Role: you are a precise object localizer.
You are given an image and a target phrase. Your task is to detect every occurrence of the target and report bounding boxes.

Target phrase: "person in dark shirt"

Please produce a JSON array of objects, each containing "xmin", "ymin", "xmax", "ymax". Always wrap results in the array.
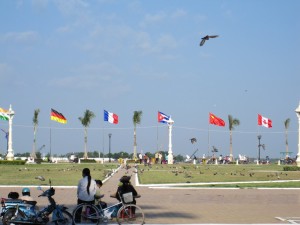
[{"xmin": 115, "ymin": 176, "xmax": 138, "ymax": 204}]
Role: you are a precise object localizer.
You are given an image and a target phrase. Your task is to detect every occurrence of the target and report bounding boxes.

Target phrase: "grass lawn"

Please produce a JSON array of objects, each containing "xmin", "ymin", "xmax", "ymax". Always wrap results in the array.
[
  {"xmin": 0, "ymin": 162, "xmax": 299, "ymax": 188},
  {"xmin": 136, "ymin": 163, "xmax": 300, "ymax": 188},
  {"xmin": 0, "ymin": 163, "xmax": 119, "ymax": 186}
]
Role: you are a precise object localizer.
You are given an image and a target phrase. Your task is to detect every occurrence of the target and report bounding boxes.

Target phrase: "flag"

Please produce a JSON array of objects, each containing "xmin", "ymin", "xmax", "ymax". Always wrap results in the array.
[
  {"xmin": 258, "ymin": 114, "xmax": 272, "ymax": 128},
  {"xmin": 0, "ymin": 108, "xmax": 9, "ymax": 121},
  {"xmin": 158, "ymin": 111, "xmax": 171, "ymax": 123},
  {"xmin": 50, "ymin": 108, "xmax": 67, "ymax": 124},
  {"xmin": 104, "ymin": 110, "xmax": 118, "ymax": 124},
  {"xmin": 209, "ymin": 113, "xmax": 225, "ymax": 126}
]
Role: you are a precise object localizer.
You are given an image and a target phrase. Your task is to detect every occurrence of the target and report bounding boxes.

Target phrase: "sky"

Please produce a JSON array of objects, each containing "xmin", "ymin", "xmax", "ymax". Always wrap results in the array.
[{"xmin": 0, "ymin": 0, "xmax": 300, "ymax": 160}]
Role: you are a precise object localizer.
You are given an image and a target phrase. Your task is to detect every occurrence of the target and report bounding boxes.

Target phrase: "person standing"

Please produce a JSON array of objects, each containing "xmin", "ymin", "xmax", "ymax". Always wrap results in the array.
[{"xmin": 77, "ymin": 168, "xmax": 97, "ymax": 205}]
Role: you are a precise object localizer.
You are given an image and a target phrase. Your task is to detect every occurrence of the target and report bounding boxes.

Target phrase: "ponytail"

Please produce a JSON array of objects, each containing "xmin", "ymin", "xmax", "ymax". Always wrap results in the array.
[
  {"xmin": 82, "ymin": 168, "xmax": 92, "ymax": 195},
  {"xmin": 87, "ymin": 175, "xmax": 91, "ymax": 195}
]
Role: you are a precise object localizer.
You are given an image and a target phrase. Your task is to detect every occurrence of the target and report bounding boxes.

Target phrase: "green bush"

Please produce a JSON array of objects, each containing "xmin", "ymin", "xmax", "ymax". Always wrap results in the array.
[
  {"xmin": 0, "ymin": 160, "xmax": 26, "ymax": 165},
  {"xmin": 283, "ymin": 166, "xmax": 300, "ymax": 171},
  {"xmin": 80, "ymin": 159, "xmax": 96, "ymax": 163}
]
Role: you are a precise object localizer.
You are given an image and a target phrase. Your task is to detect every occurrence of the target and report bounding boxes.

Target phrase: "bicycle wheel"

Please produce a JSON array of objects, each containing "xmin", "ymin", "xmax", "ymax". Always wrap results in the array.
[
  {"xmin": 116, "ymin": 204, "xmax": 145, "ymax": 225},
  {"xmin": 72, "ymin": 203, "xmax": 100, "ymax": 225},
  {"xmin": 54, "ymin": 210, "xmax": 73, "ymax": 225}
]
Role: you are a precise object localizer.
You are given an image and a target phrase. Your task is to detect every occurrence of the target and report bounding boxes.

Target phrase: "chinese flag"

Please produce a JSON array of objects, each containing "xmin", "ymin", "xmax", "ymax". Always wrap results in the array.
[{"xmin": 209, "ymin": 113, "xmax": 225, "ymax": 126}]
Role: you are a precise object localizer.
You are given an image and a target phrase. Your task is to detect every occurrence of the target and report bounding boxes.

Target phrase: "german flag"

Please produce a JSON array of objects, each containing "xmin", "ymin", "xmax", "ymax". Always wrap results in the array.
[{"xmin": 51, "ymin": 108, "xmax": 67, "ymax": 124}]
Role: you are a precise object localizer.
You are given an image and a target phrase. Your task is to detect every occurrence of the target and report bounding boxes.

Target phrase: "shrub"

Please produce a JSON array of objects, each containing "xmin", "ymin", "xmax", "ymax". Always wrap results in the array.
[
  {"xmin": 0, "ymin": 160, "xmax": 26, "ymax": 165},
  {"xmin": 283, "ymin": 166, "xmax": 300, "ymax": 171},
  {"xmin": 80, "ymin": 159, "xmax": 96, "ymax": 163}
]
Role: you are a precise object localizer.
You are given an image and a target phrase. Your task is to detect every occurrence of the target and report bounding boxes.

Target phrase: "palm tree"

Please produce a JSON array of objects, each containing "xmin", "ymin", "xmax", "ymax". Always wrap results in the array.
[
  {"xmin": 228, "ymin": 115, "xmax": 240, "ymax": 161},
  {"xmin": 284, "ymin": 118, "xmax": 291, "ymax": 159},
  {"xmin": 78, "ymin": 109, "xmax": 95, "ymax": 159},
  {"xmin": 31, "ymin": 109, "xmax": 40, "ymax": 159},
  {"xmin": 133, "ymin": 110, "xmax": 142, "ymax": 160}
]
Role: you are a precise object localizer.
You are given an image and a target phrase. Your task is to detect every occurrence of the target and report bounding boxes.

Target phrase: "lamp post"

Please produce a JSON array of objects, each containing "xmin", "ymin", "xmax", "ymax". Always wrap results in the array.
[
  {"xmin": 0, "ymin": 129, "xmax": 8, "ymax": 151},
  {"xmin": 167, "ymin": 118, "xmax": 174, "ymax": 164},
  {"xmin": 108, "ymin": 133, "xmax": 112, "ymax": 163},
  {"xmin": 257, "ymin": 135, "xmax": 265, "ymax": 164},
  {"xmin": 6, "ymin": 105, "xmax": 15, "ymax": 161},
  {"xmin": 295, "ymin": 102, "xmax": 300, "ymax": 167}
]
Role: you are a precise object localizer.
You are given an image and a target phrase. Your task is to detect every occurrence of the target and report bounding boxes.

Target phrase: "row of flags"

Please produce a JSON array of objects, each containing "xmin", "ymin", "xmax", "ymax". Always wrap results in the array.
[
  {"xmin": 1, "ymin": 107, "xmax": 273, "ymax": 128},
  {"xmin": 208, "ymin": 113, "xmax": 272, "ymax": 128}
]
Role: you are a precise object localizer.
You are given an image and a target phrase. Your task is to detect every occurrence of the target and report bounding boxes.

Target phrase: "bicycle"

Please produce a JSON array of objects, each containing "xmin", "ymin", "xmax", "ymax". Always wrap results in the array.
[{"xmin": 72, "ymin": 192, "xmax": 145, "ymax": 225}]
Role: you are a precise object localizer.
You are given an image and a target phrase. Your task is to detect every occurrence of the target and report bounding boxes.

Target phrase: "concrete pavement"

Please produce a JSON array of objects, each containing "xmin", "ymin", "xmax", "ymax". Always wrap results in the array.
[{"xmin": 0, "ymin": 165, "xmax": 300, "ymax": 224}]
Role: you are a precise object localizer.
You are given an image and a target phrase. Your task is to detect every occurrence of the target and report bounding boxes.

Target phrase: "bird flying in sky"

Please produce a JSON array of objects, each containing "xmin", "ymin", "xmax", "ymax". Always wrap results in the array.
[
  {"xmin": 190, "ymin": 138, "xmax": 197, "ymax": 144},
  {"xmin": 200, "ymin": 35, "xmax": 219, "ymax": 46}
]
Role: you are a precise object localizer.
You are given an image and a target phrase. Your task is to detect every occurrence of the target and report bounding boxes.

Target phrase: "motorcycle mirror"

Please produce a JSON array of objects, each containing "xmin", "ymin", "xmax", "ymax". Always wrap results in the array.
[{"xmin": 37, "ymin": 186, "xmax": 42, "ymax": 191}]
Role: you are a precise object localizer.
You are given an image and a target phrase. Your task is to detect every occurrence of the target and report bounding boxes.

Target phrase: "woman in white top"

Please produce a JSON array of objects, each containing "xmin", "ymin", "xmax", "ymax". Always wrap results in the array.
[{"xmin": 77, "ymin": 168, "xmax": 97, "ymax": 205}]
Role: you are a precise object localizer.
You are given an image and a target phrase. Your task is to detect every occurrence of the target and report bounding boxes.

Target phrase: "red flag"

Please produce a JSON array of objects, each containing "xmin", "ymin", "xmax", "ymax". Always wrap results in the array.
[
  {"xmin": 209, "ymin": 113, "xmax": 225, "ymax": 126},
  {"xmin": 258, "ymin": 114, "xmax": 272, "ymax": 128}
]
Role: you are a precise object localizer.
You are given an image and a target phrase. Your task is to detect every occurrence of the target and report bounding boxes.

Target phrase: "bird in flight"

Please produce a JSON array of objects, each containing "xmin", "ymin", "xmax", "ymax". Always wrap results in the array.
[
  {"xmin": 190, "ymin": 138, "xmax": 197, "ymax": 144},
  {"xmin": 200, "ymin": 35, "xmax": 219, "ymax": 46}
]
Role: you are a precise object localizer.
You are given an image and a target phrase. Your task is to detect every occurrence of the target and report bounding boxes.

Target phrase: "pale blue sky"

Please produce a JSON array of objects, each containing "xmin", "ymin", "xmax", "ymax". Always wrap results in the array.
[{"xmin": 0, "ymin": 0, "xmax": 299, "ymax": 159}]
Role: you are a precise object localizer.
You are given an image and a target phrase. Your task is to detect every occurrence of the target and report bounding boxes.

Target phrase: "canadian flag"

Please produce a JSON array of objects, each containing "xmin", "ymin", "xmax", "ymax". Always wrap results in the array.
[{"xmin": 258, "ymin": 114, "xmax": 272, "ymax": 128}]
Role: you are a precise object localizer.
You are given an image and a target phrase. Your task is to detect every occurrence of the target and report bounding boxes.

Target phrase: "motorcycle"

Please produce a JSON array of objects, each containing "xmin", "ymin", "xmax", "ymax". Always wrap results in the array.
[
  {"xmin": 1, "ymin": 195, "xmax": 24, "ymax": 219},
  {"xmin": 2, "ymin": 180, "xmax": 73, "ymax": 225}
]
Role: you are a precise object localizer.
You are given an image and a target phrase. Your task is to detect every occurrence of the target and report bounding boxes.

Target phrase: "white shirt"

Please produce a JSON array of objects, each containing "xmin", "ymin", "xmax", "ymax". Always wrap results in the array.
[{"xmin": 77, "ymin": 176, "xmax": 97, "ymax": 201}]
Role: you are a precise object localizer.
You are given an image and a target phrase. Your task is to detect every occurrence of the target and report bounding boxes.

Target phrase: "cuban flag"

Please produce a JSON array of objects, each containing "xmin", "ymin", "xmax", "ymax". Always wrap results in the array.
[
  {"xmin": 158, "ymin": 111, "xmax": 170, "ymax": 123},
  {"xmin": 104, "ymin": 110, "xmax": 119, "ymax": 124}
]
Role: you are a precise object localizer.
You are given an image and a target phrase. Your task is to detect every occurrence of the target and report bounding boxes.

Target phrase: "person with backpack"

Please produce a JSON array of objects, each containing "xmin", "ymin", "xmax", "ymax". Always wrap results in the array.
[{"xmin": 115, "ymin": 176, "xmax": 138, "ymax": 204}]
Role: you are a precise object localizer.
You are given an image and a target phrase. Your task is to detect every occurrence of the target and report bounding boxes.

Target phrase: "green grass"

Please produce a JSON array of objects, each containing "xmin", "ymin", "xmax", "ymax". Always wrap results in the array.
[
  {"xmin": 0, "ymin": 163, "xmax": 119, "ymax": 186},
  {"xmin": 0, "ymin": 163, "xmax": 300, "ymax": 188},
  {"xmin": 136, "ymin": 163, "xmax": 300, "ymax": 188}
]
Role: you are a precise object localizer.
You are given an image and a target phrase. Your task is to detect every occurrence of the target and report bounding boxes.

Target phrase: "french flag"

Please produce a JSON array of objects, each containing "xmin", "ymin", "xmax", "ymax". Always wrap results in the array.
[
  {"xmin": 158, "ymin": 111, "xmax": 170, "ymax": 123},
  {"xmin": 104, "ymin": 110, "xmax": 119, "ymax": 124}
]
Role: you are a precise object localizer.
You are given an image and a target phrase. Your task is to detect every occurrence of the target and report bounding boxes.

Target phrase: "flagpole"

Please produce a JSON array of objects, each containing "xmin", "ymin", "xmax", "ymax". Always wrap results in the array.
[
  {"xmin": 49, "ymin": 109, "xmax": 52, "ymax": 162},
  {"xmin": 49, "ymin": 122, "xmax": 52, "ymax": 161},
  {"xmin": 208, "ymin": 113, "xmax": 210, "ymax": 159},
  {"xmin": 157, "ymin": 111, "xmax": 159, "ymax": 152},
  {"xmin": 102, "ymin": 109, "xmax": 105, "ymax": 164}
]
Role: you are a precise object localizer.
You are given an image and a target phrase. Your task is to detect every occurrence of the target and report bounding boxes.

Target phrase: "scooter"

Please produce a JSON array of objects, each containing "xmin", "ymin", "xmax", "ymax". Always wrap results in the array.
[{"xmin": 2, "ymin": 180, "xmax": 73, "ymax": 225}]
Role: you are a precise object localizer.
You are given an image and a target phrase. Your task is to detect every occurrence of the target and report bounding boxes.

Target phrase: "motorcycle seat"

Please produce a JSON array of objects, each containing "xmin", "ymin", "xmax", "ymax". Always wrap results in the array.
[
  {"xmin": 23, "ymin": 200, "xmax": 37, "ymax": 206},
  {"xmin": 2, "ymin": 198, "xmax": 23, "ymax": 204}
]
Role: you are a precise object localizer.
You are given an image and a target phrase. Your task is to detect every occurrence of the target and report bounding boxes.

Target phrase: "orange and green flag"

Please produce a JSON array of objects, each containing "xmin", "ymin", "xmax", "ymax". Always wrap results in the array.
[{"xmin": 0, "ymin": 107, "xmax": 9, "ymax": 121}]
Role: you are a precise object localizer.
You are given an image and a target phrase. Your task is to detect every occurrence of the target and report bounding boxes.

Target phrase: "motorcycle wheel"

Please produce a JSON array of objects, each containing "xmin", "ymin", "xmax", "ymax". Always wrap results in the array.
[
  {"xmin": 2, "ymin": 208, "xmax": 16, "ymax": 225},
  {"xmin": 54, "ymin": 211, "xmax": 73, "ymax": 225}
]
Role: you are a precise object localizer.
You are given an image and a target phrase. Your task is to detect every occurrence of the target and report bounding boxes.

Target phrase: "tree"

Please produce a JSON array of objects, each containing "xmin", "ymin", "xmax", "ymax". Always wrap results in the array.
[
  {"xmin": 132, "ymin": 110, "xmax": 142, "ymax": 159},
  {"xmin": 32, "ymin": 109, "xmax": 40, "ymax": 159},
  {"xmin": 284, "ymin": 118, "xmax": 291, "ymax": 159},
  {"xmin": 78, "ymin": 109, "xmax": 95, "ymax": 159},
  {"xmin": 228, "ymin": 115, "xmax": 240, "ymax": 161}
]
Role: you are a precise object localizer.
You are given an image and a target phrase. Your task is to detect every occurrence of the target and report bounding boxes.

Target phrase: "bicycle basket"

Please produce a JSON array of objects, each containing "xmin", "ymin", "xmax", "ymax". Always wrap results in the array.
[{"xmin": 122, "ymin": 192, "xmax": 133, "ymax": 203}]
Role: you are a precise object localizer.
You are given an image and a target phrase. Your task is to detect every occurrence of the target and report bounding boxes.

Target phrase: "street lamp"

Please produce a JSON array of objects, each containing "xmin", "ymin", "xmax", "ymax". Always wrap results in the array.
[
  {"xmin": 295, "ymin": 102, "xmax": 300, "ymax": 167},
  {"xmin": 257, "ymin": 135, "xmax": 265, "ymax": 164},
  {"xmin": 108, "ymin": 133, "xmax": 112, "ymax": 163},
  {"xmin": 1, "ymin": 129, "xmax": 8, "ymax": 151}
]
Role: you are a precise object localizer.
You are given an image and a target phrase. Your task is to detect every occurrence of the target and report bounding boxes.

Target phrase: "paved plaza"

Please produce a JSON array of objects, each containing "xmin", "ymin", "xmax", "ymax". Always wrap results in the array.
[{"xmin": 1, "ymin": 166, "xmax": 300, "ymax": 224}]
